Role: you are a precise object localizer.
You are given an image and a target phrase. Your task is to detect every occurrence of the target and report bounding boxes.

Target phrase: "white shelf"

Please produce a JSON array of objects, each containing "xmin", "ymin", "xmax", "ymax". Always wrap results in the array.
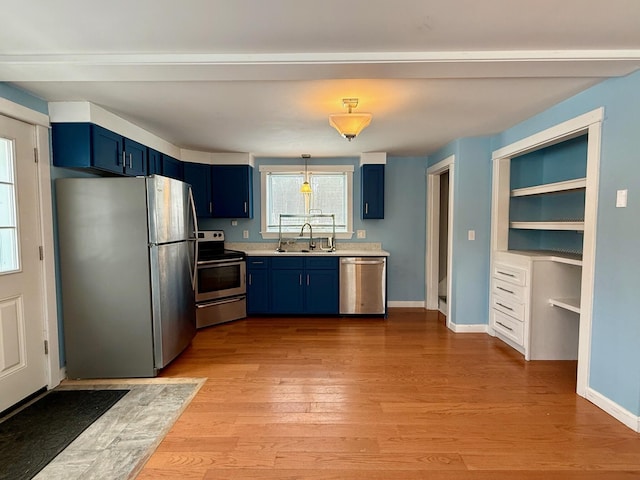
[
  {"xmin": 549, "ymin": 297, "xmax": 581, "ymax": 314},
  {"xmin": 511, "ymin": 178, "xmax": 586, "ymax": 197},
  {"xmin": 505, "ymin": 250, "xmax": 583, "ymax": 266},
  {"xmin": 510, "ymin": 221, "xmax": 584, "ymax": 231}
]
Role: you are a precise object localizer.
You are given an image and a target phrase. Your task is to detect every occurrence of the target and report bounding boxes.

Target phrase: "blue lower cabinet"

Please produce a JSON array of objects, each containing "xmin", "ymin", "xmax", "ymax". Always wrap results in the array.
[
  {"xmin": 268, "ymin": 256, "xmax": 339, "ymax": 315},
  {"xmin": 270, "ymin": 269, "xmax": 305, "ymax": 313},
  {"xmin": 247, "ymin": 257, "xmax": 270, "ymax": 315}
]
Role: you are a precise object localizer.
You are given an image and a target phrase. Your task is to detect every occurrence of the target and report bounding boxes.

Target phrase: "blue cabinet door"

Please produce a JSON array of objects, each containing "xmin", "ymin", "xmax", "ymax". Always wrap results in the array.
[
  {"xmin": 123, "ymin": 138, "xmax": 147, "ymax": 176},
  {"xmin": 211, "ymin": 165, "xmax": 253, "ymax": 218},
  {"xmin": 362, "ymin": 164, "xmax": 385, "ymax": 219},
  {"xmin": 247, "ymin": 268, "xmax": 270, "ymax": 314},
  {"xmin": 305, "ymin": 269, "xmax": 339, "ymax": 314},
  {"xmin": 147, "ymin": 148, "xmax": 163, "ymax": 175},
  {"xmin": 162, "ymin": 154, "xmax": 184, "ymax": 181},
  {"xmin": 183, "ymin": 162, "xmax": 212, "ymax": 218},
  {"xmin": 270, "ymin": 269, "xmax": 304, "ymax": 313},
  {"xmin": 91, "ymin": 124, "xmax": 123, "ymax": 174}
]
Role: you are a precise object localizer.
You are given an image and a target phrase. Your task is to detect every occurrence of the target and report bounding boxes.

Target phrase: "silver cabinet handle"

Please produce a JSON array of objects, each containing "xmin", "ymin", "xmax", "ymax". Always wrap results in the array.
[
  {"xmin": 307, "ymin": 274, "xmax": 310, "ymax": 286},
  {"xmin": 244, "ymin": 201, "xmax": 247, "ymax": 213},
  {"xmin": 299, "ymin": 274, "xmax": 302, "ymax": 285},
  {"xmin": 496, "ymin": 321, "xmax": 513, "ymax": 332},
  {"xmin": 497, "ymin": 286, "xmax": 514, "ymax": 294},
  {"xmin": 248, "ymin": 273, "xmax": 252, "ymax": 286},
  {"xmin": 497, "ymin": 270, "xmax": 516, "ymax": 278},
  {"xmin": 496, "ymin": 302, "xmax": 514, "ymax": 311},
  {"xmin": 121, "ymin": 150, "xmax": 126, "ymax": 166},
  {"xmin": 129, "ymin": 153, "xmax": 133, "ymax": 169},
  {"xmin": 365, "ymin": 203, "xmax": 369, "ymax": 215}
]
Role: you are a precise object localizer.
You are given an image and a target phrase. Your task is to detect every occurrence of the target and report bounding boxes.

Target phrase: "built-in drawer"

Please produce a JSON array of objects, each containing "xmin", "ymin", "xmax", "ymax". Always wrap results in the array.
[
  {"xmin": 492, "ymin": 278, "xmax": 525, "ymax": 303},
  {"xmin": 493, "ymin": 263, "xmax": 527, "ymax": 286},
  {"xmin": 491, "ymin": 294, "xmax": 525, "ymax": 322},
  {"xmin": 491, "ymin": 309, "xmax": 524, "ymax": 346},
  {"xmin": 247, "ymin": 257, "xmax": 269, "ymax": 269}
]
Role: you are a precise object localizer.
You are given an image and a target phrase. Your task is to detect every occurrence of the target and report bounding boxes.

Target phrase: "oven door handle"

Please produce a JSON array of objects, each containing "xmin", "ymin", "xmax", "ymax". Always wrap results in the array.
[
  {"xmin": 197, "ymin": 297, "xmax": 245, "ymax": 308},
  {"xmin": 197, "ymin": 259, "xmax": 244, "ymax": 267},
  {"xmin": 188, "ymin": 187, "xmax": 198, "ymax": 290}
]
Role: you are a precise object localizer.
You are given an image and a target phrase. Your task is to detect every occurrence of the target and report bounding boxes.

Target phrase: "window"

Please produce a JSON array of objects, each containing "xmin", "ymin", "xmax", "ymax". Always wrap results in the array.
[
  {"xmin": 260, "ymin": 165, "xmax": 354, "ymax": 239},
  {"xmin": 0, "ymin": 137, "xmax": 19, "ymax": 273}
]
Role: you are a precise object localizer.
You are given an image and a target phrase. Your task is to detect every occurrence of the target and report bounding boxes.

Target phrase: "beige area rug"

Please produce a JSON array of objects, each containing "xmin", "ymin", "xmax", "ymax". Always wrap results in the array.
[{"xmin": 32, "ymin": 377, "xmax": 205, "ymax": 480}]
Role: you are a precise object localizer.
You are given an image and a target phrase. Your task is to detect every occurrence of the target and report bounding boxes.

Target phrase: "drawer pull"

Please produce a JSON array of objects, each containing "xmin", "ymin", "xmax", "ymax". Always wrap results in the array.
[
  {"xmin": 252, "ymin": 261, "xmax": 264, "ymax": 265},
  {"xmin": 497, "ymin": 270, "xmax": 516, "ymax": 277},
  {"xmin": 497, "ymin": 286, "xmax": 515, "ymax": 294},
  {"xmin": 496, "ymin": 321, "xmax": 514, "ymax": 332},
  {"xmin": 496, "ymin": 302, "xmax": 514, "ymax": 311}
]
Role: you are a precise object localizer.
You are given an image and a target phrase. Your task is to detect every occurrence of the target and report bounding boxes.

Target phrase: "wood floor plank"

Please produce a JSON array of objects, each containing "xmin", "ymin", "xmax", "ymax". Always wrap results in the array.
[{"xmin": 136, "ymin": 309, "xmax": 640, "ymax": 479}]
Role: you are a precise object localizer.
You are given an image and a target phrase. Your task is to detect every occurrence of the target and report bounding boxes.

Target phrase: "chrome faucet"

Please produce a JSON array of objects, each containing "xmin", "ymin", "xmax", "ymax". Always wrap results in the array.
[{"xmin": 299, "ymin": 222, "xmax": 316, "ymax": 250}]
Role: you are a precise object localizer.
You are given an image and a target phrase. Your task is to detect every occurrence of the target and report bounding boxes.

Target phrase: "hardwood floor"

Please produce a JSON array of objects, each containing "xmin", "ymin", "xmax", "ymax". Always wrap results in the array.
[{"xmin": 137, "ymin": 309, "xmax": 640, "ymax": 479}]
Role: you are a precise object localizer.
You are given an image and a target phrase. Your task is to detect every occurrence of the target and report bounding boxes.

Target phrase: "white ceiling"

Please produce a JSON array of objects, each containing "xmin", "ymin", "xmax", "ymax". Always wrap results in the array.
[{"xmin": 2, "ymin": 0, "xmax": 640, "ymax": 157}]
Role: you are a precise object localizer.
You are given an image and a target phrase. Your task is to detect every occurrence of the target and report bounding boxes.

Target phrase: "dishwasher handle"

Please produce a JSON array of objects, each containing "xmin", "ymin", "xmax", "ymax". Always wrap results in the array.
[{"xmin": 340, "ymin": 258, "xmax": 385, "ymax": 265}]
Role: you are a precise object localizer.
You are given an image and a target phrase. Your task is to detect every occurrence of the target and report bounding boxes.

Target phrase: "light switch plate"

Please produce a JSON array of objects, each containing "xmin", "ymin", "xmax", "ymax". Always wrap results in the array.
[
  {"xmin": 231, "ymin": 220, "xmax": 238, "ymax": 226},
  {"xmin": 616, "ymin": 189, "xmax": 628, "ymax": 208},
  {"xmin": 357, "ymin": 230, "xmax": 366, "ymax": 239},
  {"xmin": 468, "ymin": 230, "xmax": 475, "ymax": 241}
]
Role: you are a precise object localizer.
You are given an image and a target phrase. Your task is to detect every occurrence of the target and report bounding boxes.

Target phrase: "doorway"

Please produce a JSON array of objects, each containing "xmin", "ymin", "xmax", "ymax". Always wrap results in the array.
[{"xmin": 426, "ymin": 155, "xmax": 454, "ymax": 329}]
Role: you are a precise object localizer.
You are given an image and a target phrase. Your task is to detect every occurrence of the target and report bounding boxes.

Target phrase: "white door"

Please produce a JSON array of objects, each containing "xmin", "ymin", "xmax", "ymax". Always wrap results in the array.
[{"xmin": 0, "ymin": 114, "xmax": 47, "ymax": 412}]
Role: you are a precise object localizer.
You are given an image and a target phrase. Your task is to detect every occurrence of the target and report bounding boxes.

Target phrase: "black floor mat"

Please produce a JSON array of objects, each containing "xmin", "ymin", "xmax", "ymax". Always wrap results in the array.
[{"xmin": 0, "ymin": 389, "xmax": 129, "ymax": 480}]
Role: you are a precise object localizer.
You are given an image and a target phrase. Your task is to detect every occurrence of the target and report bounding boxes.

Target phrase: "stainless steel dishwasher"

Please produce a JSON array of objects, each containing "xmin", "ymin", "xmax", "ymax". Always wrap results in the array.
[{"xmin": 339, "ymin": 257, "xmax": 386, "ymax": 314}]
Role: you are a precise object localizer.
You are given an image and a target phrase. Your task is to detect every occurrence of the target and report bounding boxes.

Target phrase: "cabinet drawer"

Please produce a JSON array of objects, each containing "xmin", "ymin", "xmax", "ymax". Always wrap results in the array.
[
  {"xmin": 247, "ymin": 257, "xmax": 269, "ymax": 269},
  {"xmin": 493, "ymin": 263, "xmax": 527, "ymax": 286},
  {"xmin": 492, "ymin": 278, "xmax": 525, "ymax": 302},
  {"xmin": 491, "ymin": 294, "xmax": 525, "ymax": 322},
  {"xmin": 270, "ymin": 256, "xmax": 304, "ymax": 269},
  {"xmin": 492, "ymin": 309, "xmax": 524, "ymax": 346},
  {"xmin": 305, "ymin": 256, "xmax": 338, "ymax": 270}
]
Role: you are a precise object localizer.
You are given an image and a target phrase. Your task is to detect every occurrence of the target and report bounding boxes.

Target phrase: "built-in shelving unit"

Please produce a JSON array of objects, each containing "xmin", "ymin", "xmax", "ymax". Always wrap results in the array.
[
  {"xmin": 510, "ymin": 177, "xmax": 586, "ymax": 197},
  {"xmin": 549, "ymin": 297, "xmax": 581, "ymax": 314},
  {"xmin": 509, "ymin": 221, "xmax": 585, "ymax": 231}
]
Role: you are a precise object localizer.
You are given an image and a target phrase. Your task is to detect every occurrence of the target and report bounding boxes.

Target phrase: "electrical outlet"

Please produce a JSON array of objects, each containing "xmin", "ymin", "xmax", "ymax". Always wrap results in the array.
[
  {"xmin": 616, "ymin": 189, "xmax": 628, "ymax": 208},
  {"xmin": 243, "ymin": 230, "xmax": 249, "ymax": 239},
  {"xmin": 357, "ymin": 230, "xmax": 366, "ymax": 239},
  {"xmin": 231, "ymin": 220, "xmax": 238, "ymax": 226},
  {"xmin": 468, "ymin": 230, "xmax": 475, "ymax": 241}
]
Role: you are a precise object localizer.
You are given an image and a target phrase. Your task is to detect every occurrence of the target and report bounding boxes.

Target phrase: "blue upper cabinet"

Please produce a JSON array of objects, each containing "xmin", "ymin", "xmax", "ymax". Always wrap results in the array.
[
  {"xmin": 183, "ymin": 162, "xmax": 212, "ymax": 218},
  {"xmin": 123, "ymin": 138, "xmax": 147, "ymax": 176},
  {"xmin": 52, "ymin": 123, "xmax": 146, "ymax": 176},
  {"xmin": 147, "ymin": 148, "xmax": 163, "ymax": 175},
  {"xmin": 162, "ymin": 154, "xmax": 184, "ymax": 181},
  {"xmin": 211, "ymin": 165, "xmax": 254, "ymax": 218},
  {"xmin": 361, "ymin": 164, "xmax": 385, "ymax": 219}
]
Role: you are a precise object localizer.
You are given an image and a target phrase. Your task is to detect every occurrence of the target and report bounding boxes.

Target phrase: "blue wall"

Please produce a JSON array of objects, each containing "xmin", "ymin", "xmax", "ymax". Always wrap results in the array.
[
  {"xmin": 491, "ymin": 70, "xmax": 640, "ymax": 415},
  {"xmin": 428, "ymin": 137, "xmax": 493, "ymax": 326},
  {"xmin": 201, "ymin": 155, "xmax": 428, "ymax": 303},
  {"xmin": 0, "ymin": 83, "xmax": 48, "ymax": 114}
]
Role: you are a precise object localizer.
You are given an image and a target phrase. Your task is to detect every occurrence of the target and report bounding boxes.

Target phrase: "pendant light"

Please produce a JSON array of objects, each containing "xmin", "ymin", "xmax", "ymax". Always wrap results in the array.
[{"xmin": 300, "ymin": 154, "xmax": 312, "ymax": 193}]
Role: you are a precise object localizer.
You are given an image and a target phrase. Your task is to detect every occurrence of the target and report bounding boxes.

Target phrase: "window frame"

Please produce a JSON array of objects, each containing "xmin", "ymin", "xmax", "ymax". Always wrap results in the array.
[
  {"xmin": 0, "ymin": 136, "xmax": 20, "ymax": 275},
  {"xmin": 259, "ymin": 164, "xmax": 354, "ymax": 240}
]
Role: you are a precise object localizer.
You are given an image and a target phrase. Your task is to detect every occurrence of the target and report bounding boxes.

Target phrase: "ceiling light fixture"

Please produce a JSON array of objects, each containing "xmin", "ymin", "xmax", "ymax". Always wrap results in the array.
[
  {"xmin": 329, "ymin": 98, "xmax": 372, "ymax": 141},
  {"xmin": 300, "ymin": 154, "xmax": 312, "ymax": 194}
]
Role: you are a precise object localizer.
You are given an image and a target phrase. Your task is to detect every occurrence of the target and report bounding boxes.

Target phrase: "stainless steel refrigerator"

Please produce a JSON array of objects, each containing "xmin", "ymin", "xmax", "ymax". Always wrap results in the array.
[{"xmin": 56, "ymin": 175, "xmax": 198, "ymax": 378}]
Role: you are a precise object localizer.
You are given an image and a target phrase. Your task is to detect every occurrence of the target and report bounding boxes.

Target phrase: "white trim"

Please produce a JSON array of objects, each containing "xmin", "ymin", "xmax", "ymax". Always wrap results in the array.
[
  {"xmin": 259, "ymin": 164, "xmax": 354, "ymax": 173},
  {"xmin": 425, "ymin": 155, "xmax": 454, "ymax": 329},
  {"xmin": 492, "ymin": 108, "xmax": 604, "ymax": 159},
  {"xmin": 449, "ymin": 323, "xmax": 489, "ymax": 334},
  {"xmin": 49, "ymin": 101, "xmax": 182, "ymax": 158},
  {"xmin": 259, "ymin": 165, "xmax": 354, "ymax": 240},
  {"xmin": 180, "ymin": 150, "xmax": 255, "ymax": 166},
  {"xmin": 586, "ymin": 387, "xmax": 640, "ymax": 432},
  {"xmin": 388, "ymin": 301, "xmax": 425, "ymax": 308},
  {"xmin": 35, "ymin": 125, "xmax": 62, "ymax": 388},
  {"xmin": 360, "ymin": 152, "xmax": 387, "ymax": 166},
  {"xmin": 0, "ymin": 97, "xmax": 49, "ymax": 127},
  {"xmin": 490, "ymin": 108, "xmax": 603, "ymax": 401}
]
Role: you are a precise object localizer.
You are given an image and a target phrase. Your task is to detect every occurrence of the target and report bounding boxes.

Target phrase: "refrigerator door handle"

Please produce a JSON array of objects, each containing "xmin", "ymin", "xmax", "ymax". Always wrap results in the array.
[{"xmin": 188, "ymin": 187, "xmax": 199, "ymax": 290}]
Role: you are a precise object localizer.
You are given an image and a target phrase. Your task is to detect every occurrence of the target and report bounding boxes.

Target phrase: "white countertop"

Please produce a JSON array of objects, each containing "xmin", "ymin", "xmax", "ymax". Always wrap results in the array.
[
  {"xmin": 227, "ymin": 242, "xmax": 389, "ymax": 257},
  {"xmin": 243, "ymin": 249, "xmax": 390, "ymax": 257}
]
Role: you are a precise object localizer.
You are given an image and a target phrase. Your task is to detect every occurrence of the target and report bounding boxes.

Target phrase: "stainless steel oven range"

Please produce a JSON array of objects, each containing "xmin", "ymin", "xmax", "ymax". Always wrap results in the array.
[{"xmin": 195, "ymin": 230, "xmax": 246, "ymax": 328}]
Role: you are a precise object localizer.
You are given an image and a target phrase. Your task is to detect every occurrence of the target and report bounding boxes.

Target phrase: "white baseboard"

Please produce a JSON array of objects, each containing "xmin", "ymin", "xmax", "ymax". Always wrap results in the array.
[
  {"xmin": 449, "ymin": 323, "xmax": 489, "ymax": 333},
  {"xmin": 388, "ymin": 301, "xmax": 425, "ymax": 308},
  {"xmin": 586, "ymin": 387, "xmax": 640, "ymax": 432}
]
